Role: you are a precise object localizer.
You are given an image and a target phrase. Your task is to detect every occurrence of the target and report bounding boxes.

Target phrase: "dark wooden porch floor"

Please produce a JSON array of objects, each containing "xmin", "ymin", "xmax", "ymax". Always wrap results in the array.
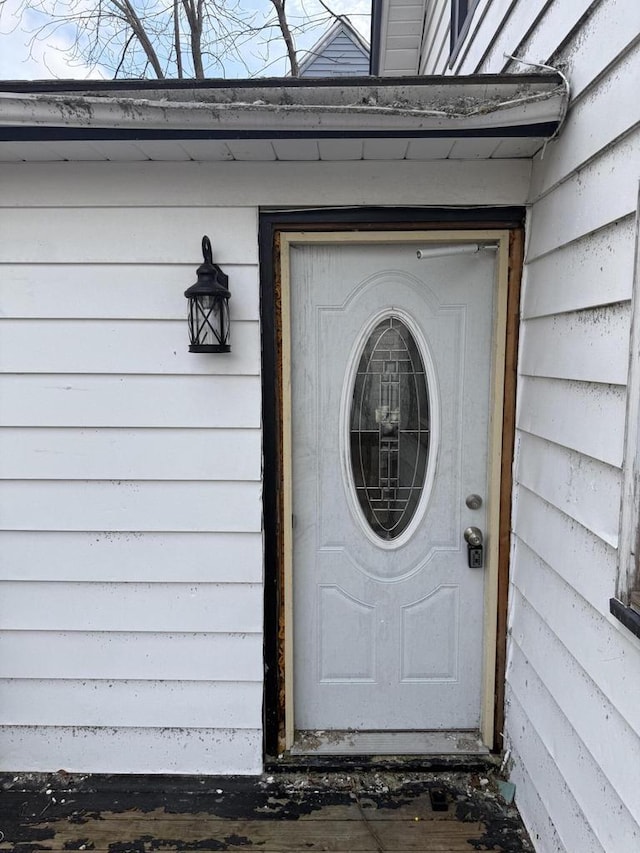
[{"xmin": 1, "ymin": 769, "xmax": 533, "ymax": 852}]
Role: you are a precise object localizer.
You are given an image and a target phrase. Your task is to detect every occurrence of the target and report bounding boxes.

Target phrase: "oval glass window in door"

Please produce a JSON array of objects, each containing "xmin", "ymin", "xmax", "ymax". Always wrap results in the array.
[{"xmin": 349, "ymin": 315, "xmax": 430, "ymax": 541}]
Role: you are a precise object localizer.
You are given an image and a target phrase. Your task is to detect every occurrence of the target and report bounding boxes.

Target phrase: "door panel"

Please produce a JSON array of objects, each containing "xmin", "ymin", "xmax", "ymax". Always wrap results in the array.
[{"xmin": 290, "ymin": 241, "xmax": 496, "ymax": 738}]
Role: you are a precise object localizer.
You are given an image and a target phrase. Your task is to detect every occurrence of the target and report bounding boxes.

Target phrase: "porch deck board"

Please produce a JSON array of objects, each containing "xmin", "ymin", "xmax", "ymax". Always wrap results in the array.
[
  {"xmin": 0, "ymin": 772, "xmax": 533, "ymax": 853},
  {"xmin": 7, "ymin": 813, "xmax": 485, "ymax": 851}
]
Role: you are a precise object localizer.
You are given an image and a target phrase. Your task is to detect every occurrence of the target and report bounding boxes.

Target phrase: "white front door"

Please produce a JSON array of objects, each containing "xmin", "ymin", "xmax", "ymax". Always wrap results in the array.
[{"xmin": 285, "ymin": 233, "xmax": 504, "ymax": 753}]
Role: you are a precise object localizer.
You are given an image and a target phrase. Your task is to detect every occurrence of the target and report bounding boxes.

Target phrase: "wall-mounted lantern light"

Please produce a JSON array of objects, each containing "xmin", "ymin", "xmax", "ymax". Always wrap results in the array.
[{"xmin": 185, "ymin": 236, "xmax": 231, "ymax": 353}]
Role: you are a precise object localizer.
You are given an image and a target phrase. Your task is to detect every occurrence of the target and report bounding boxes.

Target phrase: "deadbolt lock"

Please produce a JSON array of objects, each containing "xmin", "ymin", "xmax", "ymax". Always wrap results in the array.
[{"xmin": 465, "ymin": 493, "xmax": 483, "ymax": 510}]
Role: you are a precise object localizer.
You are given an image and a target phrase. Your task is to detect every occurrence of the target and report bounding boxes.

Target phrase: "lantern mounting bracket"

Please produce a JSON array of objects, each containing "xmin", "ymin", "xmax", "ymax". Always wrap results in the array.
[{"xmin": 202, "ymin": 235, "xmax": 213, "ymax": 265}]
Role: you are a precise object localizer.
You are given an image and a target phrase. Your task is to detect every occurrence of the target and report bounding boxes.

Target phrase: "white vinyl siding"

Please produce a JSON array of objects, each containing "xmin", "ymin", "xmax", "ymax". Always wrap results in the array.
[
  {"xmin": 0, "ymin": 161, "xmax": 532, "ymax": 207},
  {"xmin": 0, "ymin": 202, "xmax": 264, "ymax": 774},
  {"xmin": 421, "ymin": 0, "xmax": 640, "ymax": 848},
  {"xmin": 378, "ymin": 0, "xmax": 426, "ymax": 74},
  {"xmin": 0, "ymin": 156, "xmax": 529, "ymax": 775},
  {"xmin": 420, "ymin": 0, "xmax": 450, "ymax": 74}
]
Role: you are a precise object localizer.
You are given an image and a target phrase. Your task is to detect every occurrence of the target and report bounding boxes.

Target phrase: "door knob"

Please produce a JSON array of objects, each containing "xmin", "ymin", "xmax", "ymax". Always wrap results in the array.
[
  {"xmin": 464, "ymin": 527, "xmax": 483, "ymax": 547},
  {"xmin": 464, "ymin": 527, "xmax": 484, "ymax": 568}
]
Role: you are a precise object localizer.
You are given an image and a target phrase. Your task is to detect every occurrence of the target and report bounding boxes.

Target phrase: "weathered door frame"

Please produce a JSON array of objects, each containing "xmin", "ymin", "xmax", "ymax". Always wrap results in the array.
[{"xmin": 259, "ymin": 207, "xmax": 524, "ymax": 761}]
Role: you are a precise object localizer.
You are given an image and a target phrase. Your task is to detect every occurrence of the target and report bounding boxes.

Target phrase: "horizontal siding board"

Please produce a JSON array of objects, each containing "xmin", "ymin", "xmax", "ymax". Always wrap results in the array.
[
  {"xmin": 0, "ymin": 428, "xmax": 261, "ymax": 481},
  {"xmin": 513, "ymin": 486, "xmax": 618, "ymax": 612},
  {"xmin": 324, "ymin": 40, "xmax": 365, "ymax": 54},
  {"xmin": 508, "ymin": 755, "xmax": 568, "ymax": 853},
  {"xmin": 0, "ymin": 680, "xmax": 262, "ymax": 728},
  {"xmin": 0, "ymin": 481, "xmax": 262, "ymax": 532},
  {"xmin": 516, "ymin": 377, "xmax": 626, "ymax": 468},
  {"xmin": 526, "ymin": 128, "xmax": 640, "ymax": 257},
  {"xmin": 469, "ymin": 0, "xmax": 599, "ymax": 75},
  {"xmin": 386, "ymin": 35, "xmax": 422, "ymax": 51},
  {"xmin": 420, "ymin": 0, "xmax": 448, "ymax": 74},
  {"xmin": 383, "ymin": 48, "xmax": 420, "ymax": 71},
  {"xmin": 521, "ymin": 0, "xmax": 640, "ymax": 101},
  {"xmin": 506, "ymin": 688, "xmax": 606, "ymax": 853},
  {"xmin": 0, "ymin": 581, "xmax": 262, "ymax": 632},
  {"xmin": 0, "ymin": 264, "xmax": 259, "ymax": 320},
  {"xmin": 529, "ymin": 43, "xmax": 640, "ymax": 199},
  {"xmin": 388, "ymin": 20, "xmax": 424, "ymax": 37},
  {"xmin": 511, "ymin": 542, "xmax": 640, "ymax": 735},
  {"xmin": 0, "ymin": 726, "xmax": 262, "ymax": 774},
  {"xmin": 423, "ymin": 12, "xmax": 450, "ymax": 77},
  {"xmin": 302, "ymin": 33, "xmax": 369, "ymax": 77},
  {"xmin": 521, "ymin": 217, "xmax": 636, "ymax": 318},
  {"xmin": 0, "ymin": 631, "xmax": 263, "ymax": 680},
  {"xmin": 301, "ymin": 60, "xmax": 370, "ymax": 77},
  {"xmin": 421, "ymin": 0, "xmax": 444, "ymax": 39},
  {"xmin": 387, "ymin": 4, "xmax": 424, "ymax": 23},
  {"xmin": 519, "ymin": 303, "xmax": 630, "ymax": 385},
  {"xmin": 0, "ymin": 161, "xmax": 533, "ymax": 207},
  {"xmin": 452, "ymin": 0, "xmax": 517, "ymax": 74},
  {"xmin": 516, "ymin": 431, "xmax": 622, "ymax": 546},
  {"xmin": 0, "ymin": 375, "xmax": 261, "ymax": 427},
  {"xmin": 419, "ymin": 0, "xmax": 444, "ymax": 74},
  {"xmin": 509, "ymin": 594, "xmax": 640, "ymax": 824},
  {"xmin": 0, "ymin": 320, "xmax": 260, "ymax": 376},
  {"xmin": 0, "ymin": 530, "xmax": 263, "ymax": 582},
  {"xmin": 319, "ymin": 42, "xmax": 363, "ymax": 57},
  {"xmin": 0, "ymin": 208, "xmax": 258, "ymax": 264},
  {"xmin": 508, "ymin": 641, "xmax": 640, "ymax": 849}
]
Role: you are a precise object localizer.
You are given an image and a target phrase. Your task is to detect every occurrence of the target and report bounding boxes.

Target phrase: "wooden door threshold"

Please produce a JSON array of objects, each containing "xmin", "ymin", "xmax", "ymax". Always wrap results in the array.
[{"xmin": 289, "ymin": 730, "xmax": 490, "ymax": 756}]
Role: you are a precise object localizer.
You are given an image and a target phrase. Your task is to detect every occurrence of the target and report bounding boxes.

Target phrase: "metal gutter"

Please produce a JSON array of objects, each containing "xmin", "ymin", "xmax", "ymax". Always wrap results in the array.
[{"xmin": 0, "ymin": 76, "xmax": 567, "ymax": 142}]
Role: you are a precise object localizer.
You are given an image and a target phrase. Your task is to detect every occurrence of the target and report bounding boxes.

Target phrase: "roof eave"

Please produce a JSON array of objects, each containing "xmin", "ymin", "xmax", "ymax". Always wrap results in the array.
[{"xmin": 0, "ymin": 76, "xmax": 567, "ymax": 142}]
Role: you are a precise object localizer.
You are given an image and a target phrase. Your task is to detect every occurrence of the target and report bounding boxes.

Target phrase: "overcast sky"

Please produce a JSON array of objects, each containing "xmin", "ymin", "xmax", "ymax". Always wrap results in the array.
[{"xmin": 0, "ymin": 0, "xmax": 371, "ymax": 80}]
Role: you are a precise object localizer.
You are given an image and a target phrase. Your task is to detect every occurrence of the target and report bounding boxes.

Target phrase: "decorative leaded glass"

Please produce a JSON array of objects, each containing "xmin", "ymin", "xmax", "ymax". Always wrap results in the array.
[{"xmin": 349, "ymin": 316, "xmax": 430, "ymax": 540}]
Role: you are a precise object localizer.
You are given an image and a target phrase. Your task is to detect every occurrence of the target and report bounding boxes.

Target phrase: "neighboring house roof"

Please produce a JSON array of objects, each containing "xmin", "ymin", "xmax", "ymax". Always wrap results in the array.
[
  {"xmin": 298, "ymin": 18, "xmax": 370, "ymax": 77},
  {"xmin": 0, "ymin": 75, "xmax": 567, "ymax": 162}
]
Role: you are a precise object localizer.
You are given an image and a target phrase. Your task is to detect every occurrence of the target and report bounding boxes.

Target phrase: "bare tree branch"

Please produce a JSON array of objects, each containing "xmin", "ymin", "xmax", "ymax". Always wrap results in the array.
[
  {"xmin": 316, "ymin": 0, "xmax": 350, "ymax": 28},
  {"xmin": 0, "ymin": 0, "xmax": 366, "ymax": 80},
  {"xmin": 173, "ymin": 0, "xmax": 183, "ymax": 78},
  {"xmin": 269, "ymin": 0, "xmax": 298, "ymax": 76},
  {"xmin": 109, "ymin": 0, "xmax": 165, "ymax": 77},
  {"xmin": 114, "ymin": 31, "xmax": 135, "ymax": 76}
]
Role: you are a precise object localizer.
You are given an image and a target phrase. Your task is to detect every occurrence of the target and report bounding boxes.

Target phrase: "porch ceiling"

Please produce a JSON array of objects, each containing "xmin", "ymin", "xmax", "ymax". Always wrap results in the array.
[{"xmin": 0, "ymin": 74, "xmax": 566, "ymax": 163}]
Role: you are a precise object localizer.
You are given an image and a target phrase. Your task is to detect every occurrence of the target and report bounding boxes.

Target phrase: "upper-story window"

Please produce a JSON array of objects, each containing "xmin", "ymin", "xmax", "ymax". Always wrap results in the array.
[{"xmin": 450, "ymin": 0, "xmax": 479, "ymax": 61}]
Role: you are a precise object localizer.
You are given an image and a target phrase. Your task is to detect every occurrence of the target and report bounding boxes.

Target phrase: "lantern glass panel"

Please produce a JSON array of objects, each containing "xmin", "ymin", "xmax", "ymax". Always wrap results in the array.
[{"xmin": 188, "ymin": 294, "xmax": 230, "ymax": 351}]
